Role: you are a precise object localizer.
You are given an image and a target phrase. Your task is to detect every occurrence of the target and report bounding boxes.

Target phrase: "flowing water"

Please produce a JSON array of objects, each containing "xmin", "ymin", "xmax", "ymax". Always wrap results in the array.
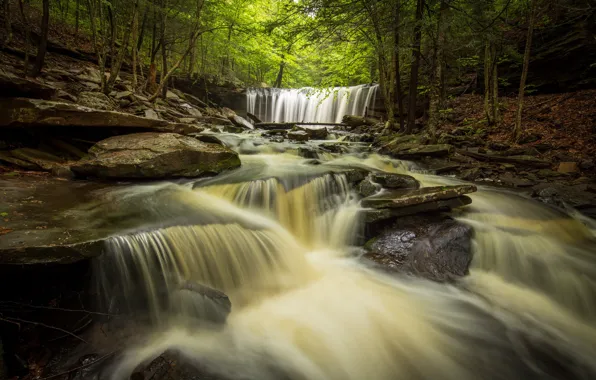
[
  {"xmin": 88, "ymin": 94, "xmax": 596, "ymax": 380},
  {"xmin": 246, "ymin": 85, "xmax": 379, "ymax": 123}
]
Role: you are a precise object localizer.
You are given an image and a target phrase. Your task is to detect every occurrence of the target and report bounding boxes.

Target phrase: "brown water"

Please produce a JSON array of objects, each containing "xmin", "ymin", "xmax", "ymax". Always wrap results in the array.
[{"xmin": 93, "ymin": 140, "xmax": 596, "ymax": 380}]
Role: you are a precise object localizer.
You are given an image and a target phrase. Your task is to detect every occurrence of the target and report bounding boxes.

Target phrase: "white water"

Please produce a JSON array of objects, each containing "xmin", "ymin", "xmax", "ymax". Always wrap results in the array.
[{"xmin": 246, "ymin": 84, "xmax": 379, "ymax": 123}]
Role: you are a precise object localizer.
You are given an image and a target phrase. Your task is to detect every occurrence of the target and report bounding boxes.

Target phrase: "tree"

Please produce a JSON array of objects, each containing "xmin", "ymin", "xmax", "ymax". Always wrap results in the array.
[
  {"xmin": 29, "ymin": 0, "xmax": 50, "ymax": 77},
  {"xmin": 428, "ymin": 0, "xmax": 450, "ymax": 142},
  {"xmin": 407, "ymin": 0, "xmax": 425, "ymax": 133},
  {"xmin": 513, "ymin": 0, "xmax": 537, "ymax": 142}
]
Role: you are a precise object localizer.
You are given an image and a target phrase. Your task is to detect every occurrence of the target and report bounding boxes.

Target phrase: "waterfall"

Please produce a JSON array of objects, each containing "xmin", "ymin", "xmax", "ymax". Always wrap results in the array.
[{"xmin": 246, "ymin": 84, "xmax": 379, "ymax": 123}]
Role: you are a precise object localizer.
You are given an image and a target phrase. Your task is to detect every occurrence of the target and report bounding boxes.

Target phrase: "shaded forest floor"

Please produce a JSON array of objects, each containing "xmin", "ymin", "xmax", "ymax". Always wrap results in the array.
[{"xmin": 439, "ymin": 91, "xmax": 596, "ymax": 164}]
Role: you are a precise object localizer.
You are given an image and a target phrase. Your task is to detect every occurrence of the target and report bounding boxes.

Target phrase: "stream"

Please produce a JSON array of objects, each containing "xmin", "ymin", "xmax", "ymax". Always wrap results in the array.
[{"xmin": 86, "ymin": 130, "xmax": 596, "ymax": 380}]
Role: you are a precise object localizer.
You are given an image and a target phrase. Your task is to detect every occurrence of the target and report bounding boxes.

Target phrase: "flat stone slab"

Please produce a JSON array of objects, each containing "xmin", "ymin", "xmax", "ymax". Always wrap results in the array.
[
  {"xmin": 392, "ymin": 144, "xmax": 454, "ymax": 159},
  {"xmin": 361, "ymin": 185, "xmax": 477, "ymax": 209},
  {"xmin": 364, "ymin": 196, "xmax": 473, "ymax": 223},
  {"xmin": 0, "ymin": 176, "xmax": 116, "ymax": 264},
  {"xmin": 0, "ymin": 97, "xmax": 180, "ymax": 132}
]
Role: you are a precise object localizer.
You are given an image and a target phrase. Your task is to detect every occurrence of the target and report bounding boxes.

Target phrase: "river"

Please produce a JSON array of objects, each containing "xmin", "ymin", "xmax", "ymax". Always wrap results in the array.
[{"xmin": 85, "ymin": 135, "xmax": 596, "ymax": 379}]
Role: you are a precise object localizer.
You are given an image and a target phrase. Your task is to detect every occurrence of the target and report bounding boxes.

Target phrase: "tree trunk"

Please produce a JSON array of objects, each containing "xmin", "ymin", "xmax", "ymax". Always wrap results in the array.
[
  {"xmin": 427, "ymin": 0, "xmax": 448, "ymax": 142},
  {"xmin": 406, "ymin": 0, "xmax": 424, "ymax": 133},
  {"xmin": 104, "ymin": 0, "xmax": 138, "ymax": 94},
  {"xmin": 132, "ymin": 2, "xmax": 139, "ymax": 90},
  {"xmin": 484, "ymin": 41, "xmax": 499, "ymax": 125},
  {"xmin": 137, "ymin": 7, "xmax": 148, "ymax": 52},
  {"xmin": 273, "ymin": 56, "xmax": 285, "ymax": 88},
  {"xmin": 393, "ymin": 0, "xmax": 405, "ymax": 131},
  {"xmin": 4, "ymin": 0, "xmax": 13, "ymax": 44},
  {"xmin": 29, "ymin": 0, "xmax": 50, "ymax": 77},
  {"xmin": 513, "ymin": 0, "xmax": 536, "ymax": 142},
  {"xmin": 75, "ymin": 0, "xmax": 80, "ymax": 38},
  {"xmin": 160, "ymin": 0, "xmax": 168, "ymax": 98},
  {"xmin": 18, "ymin": 0, "xmax": 30, "ymax": 75},
  {"xmin": 147, "ymin": 5, "xmax": 158, "ymax": 92}
]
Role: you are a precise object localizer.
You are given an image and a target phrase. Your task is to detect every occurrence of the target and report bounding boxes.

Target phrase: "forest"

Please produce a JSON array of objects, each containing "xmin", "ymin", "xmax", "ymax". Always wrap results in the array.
[{"xmin": 1, "ymin": 0, "xmax": 596, "ymax": 379}]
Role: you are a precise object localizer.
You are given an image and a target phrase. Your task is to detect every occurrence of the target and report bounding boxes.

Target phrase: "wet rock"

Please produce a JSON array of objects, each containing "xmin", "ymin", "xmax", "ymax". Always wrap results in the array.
[
  {"xmin": 223, "ymin": 124, "xmax": 244, "ymax": 133},
  {"xmin": 519, "ymin": 132, "xmax": 542, "ymax": 144},
  {"xmin": 558, "ymin": 162, "xmax": 579, "ymax": 173},
  {"xmin": 580, "ymin": 160, "xmax": 595, "ymax": 171},
  {"xmin": 343, "ymin": 169, "xmax": 369, "ymax": 184},
  {"xmin": 370, "ymin": 173, "xmax": 420, "ymax": 190},
  {"xmin": 363, "ymin": 196, "xmax": 472, "ymax": 224},
  {"xmin": 263, "ymin": 129, "xmax": 288, "ymax": 137},
  {"xmin": 71, "ymin": 132, "xmax": 241, "ymax": 179},
  {"xmin": 229, "ymin": 115, "xmax": 254, "ymax": 130},
  {"xmin": 297, "ymin": 146, "xmax": 319, "ymax": 159},
  {"xmin": 319, "ymin": 142, "xmax": 346, "ymax": 153},
  {"xmin": 294, "ymin": 126, "xmax": 328, "ymax": 140},
  {"xmin": 364, "ymin": 215, "xmax": 473, "ymax": 282},
  {"xmin": 532, "ymin": 183, "xmax": 596, "ymax": 219},
  {"xmin": 202, "ymin": 116, "xmax": 233, "ymax": 126},
  {"xmin": 498, "ymin": 173, "xmax": 536, "ymax": 188},
  {"xmin": 194, "ymin": 134, "xmax": 225, "ymax": 146},
  {"xmin": 489, "ymin": 142, "xmax": 510, "ymax": 151},
  {"xmin": 10, "ymin": 148, "xmax": 64, "ymax": 171},
  {"xmin": 0, "ymin": 71, "xmax": 57, "ymax": 99},
  {"xmin": 358, "ymin": 178, "xmax": 380, "ymax": 198},
  {"xmin": 288, "ymin": 130, "xmax": 309, "ymax": 142},
  {"xmin": 391, "ymin": 144, "xmax": 454, "ymax": 159},
  {"xmin": 77, "ymin": 91, "xmax": 115, "ymax": 111},
  {"xmin": 0, "ymin": 151, "xmax": 41, "ymax": 170},
  {"xmin": 342, "ymin": 115, "xmax": 377, "ymax": 128},
  {"xmin": 362, "ymin": 185, "xmax": 476, "ymax": 209},
  {"xmin": 0, "ymin": 98, "xmax": 177, "ymax": 131}
]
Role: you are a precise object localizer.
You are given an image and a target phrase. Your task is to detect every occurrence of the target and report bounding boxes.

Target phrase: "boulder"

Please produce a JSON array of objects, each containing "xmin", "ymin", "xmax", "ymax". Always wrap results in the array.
[
  {"xmin": 364, "ymin": 215, "xmax": 473, "ymax": 282},
  {"xmin": 370, "ymin": 173, "xmax": 420, "ymax": 189},
  {"xmin": 0, "ymin": 71, "xmax": 57, "ymax": 99},
  {"xmin": 223, "ymin": 124, "xmax": 244, "ymax": 133},
  {"xmin": 288, "ymin": 130, "xmax": 309, "ymax": 142},
  {"xmin": 229, "ymin": 115, "xmax": 254, "ymax": 130},
  {"xmin": 77, "ymin": 91, "xmax": 115, "ymax": 111},
  {"xmin": 71, "ymin": 133, "xmax": 240, "ymax": 179},
  {"xmin": 342, "ymin": 115, "xmax": 377, "ymax": 128},
  {"xmin": 0, "ymin": 98, "xmax": 179, "ymax": 131},
  {"xmin": 362, "ymin": 185, "xmax": 476, "ymax": 209},
  {"xmin": 358, "ymin": 178, "xmax": 380, "ymax": 198}
]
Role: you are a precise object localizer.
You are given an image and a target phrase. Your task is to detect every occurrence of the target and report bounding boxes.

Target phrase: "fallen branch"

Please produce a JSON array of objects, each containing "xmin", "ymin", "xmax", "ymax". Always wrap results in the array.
[
  {"xmin": 255, "ymin": 122, "xmax": 347, "ymax": 130},
  {"xmin": 0, "ymin": 315, "xmax": 88, "ymax": 343},
  {"xmin": 0, "ymin": 301, "xmax": 116, "ymax": 316},
  {"xmin": 246, "ymin": 112, "xmax": 262, "ymax": 124},
  {"xmin": 39, "ymin": 350, "xmax": 117, "ymax": 380}
]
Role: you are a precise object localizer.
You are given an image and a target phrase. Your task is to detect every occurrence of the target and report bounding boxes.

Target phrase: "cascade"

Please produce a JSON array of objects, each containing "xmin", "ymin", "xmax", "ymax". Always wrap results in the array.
[
  {"xmin": 246, "ymin": 84, "xmax": 379, "ymax": 123},
  {"xmin": 87, "ymin": 151, "xmax": 596, "ymax": 380}
]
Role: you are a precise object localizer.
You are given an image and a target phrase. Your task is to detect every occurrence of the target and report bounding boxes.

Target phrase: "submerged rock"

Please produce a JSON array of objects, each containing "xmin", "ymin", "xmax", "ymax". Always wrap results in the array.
[
  {"xmin": 364, "ymin": 214, "xmax": 473, "ymax": 282},
  {"xmin": 72, "ymin": 132, "xmax": 240, "ymax": 179}
]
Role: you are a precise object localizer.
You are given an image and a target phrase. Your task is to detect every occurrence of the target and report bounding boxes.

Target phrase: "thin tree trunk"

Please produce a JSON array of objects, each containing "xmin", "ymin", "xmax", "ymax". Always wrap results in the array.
[
  {"xmin": 137, "ymin": 7, "xmax": 148, "ymax": 52},
  {"xmin": 4, "ymin": 0, "xmax": 13, "ymax": 44},
  {"xmin": 406, "ymin": 0, "xmax": 424, "ymax": 133},
  {"xmin": 393, "ymin": 0, "xmax": 405, "ymax": 131},
  {"xmin": 29, "ymin": 0, "xmax": 49, "ymax": 77},
  {"xmin": 427, "ymin": 0, "xmax": 448, "ymax": 142},
  {"xmin": 159, "ymin": 0, "xmax": 168, "ymax": 98},
  {"xmin": 104, "ymin": 0, "xmax": 138, "ymax": 94},
  {"xmin": 18, "ymin": 0, "xmax": 30, "ymax": 75},
  {"xmin": 513, "ymin": 0, "xmax": 536, "ymax": 142},
  {"xmin": 132, "ymin": 2, "xmax": 139, "ymax": 90},
  {"xmin": 484, "ymin": 41, "xmax": 499, "ymax": 125},
  {"xmin": 75, "ymin": 0, "xmax": 80, "ymax": 38},
  {"xmin": 273, "ymin": 55, "xmax": 285, "ymax": 88}
]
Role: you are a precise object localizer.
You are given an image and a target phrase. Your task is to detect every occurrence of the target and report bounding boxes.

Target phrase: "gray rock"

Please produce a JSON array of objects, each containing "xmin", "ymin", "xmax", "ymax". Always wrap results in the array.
[
  {"xmin": 288, "ymin": 130, "xmax": 309, "ymax": 142},
  {"xmin": 364, "ymin": 215, "xmax": 473, "ymax": 282},
  {"xmin": 362, "ymin": 185, "xmax": 477, "ymax": 209},
  {"xmin": 119, "ymin": 99, "xmax": 131, "ymax": 108},
  {"xmin": 115, "ymin": 90, "xmax": 133, "ymax": 100},
  {"xmin": 71, "ymin": 132, "xmax": 240, "ymax": 179},
  {"xmin": 10, "ymin": 148, "xmax": 64, "ymax": 171},
  {"xmin": 370, "ymin": 173, "xmax": 420, "ymax": 189},
  {"xmin": 358, "ymin": 178, "xmax": 380, "ymax": 198},
  {"xmin": 144, "ymin": 108, "xmax": 159, "ymax": 120},
  {"xmin": 363, "ymin": 196, "xmax": 472, "ymax": 224},
  {"xmin": 78, "ymin": 91, "xmax": 115, "ymax": 111},
  {"xmin": 0, "ymin": 98, "xmax": 181, "ymax": 131},
  {"xmin": 0, "ymin": 71, "xmax": 57, "ymax": 99},
  {"xmin": 229, "ymin": 115, "xmax": 254, "ymax": 130}
]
